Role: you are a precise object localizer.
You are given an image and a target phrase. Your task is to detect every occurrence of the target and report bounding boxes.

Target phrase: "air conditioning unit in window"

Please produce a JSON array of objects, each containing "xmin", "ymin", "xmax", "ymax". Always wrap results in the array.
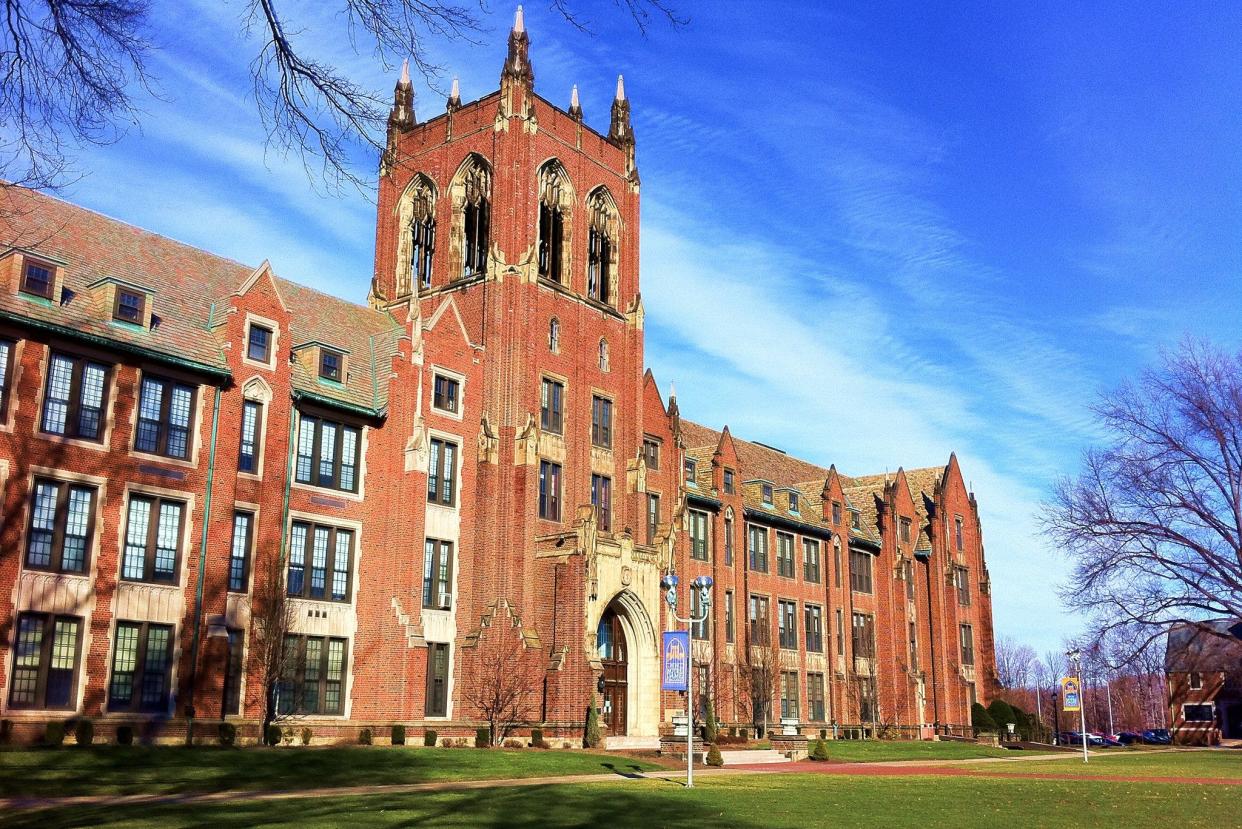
[{"xmin": 438, "ymin": 593, "xmax": 453, "ymax": 611}]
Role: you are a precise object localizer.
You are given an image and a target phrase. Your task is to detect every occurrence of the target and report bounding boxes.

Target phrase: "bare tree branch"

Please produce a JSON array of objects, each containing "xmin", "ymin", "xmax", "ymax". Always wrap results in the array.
[
  {"xmin": 2, "ymin": 0, "xmax": 685, "ymax": 194},
  {"xmin": 1044, "ymin": 340, "xmax": 1242, "ymax": 663}
]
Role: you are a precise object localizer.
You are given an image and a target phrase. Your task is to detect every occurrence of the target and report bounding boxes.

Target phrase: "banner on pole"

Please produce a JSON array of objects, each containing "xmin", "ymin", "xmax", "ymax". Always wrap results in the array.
[
  {"xmin": 1061, "ymin": 677, "xmax": 1081, "ymax": 712},
  {"xmin": 662, "ymin": 631, "xmax": 690, "ymax": 691}
]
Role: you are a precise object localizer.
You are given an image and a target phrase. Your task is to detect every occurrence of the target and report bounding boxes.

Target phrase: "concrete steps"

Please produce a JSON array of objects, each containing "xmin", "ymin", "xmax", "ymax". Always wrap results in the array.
[
  {"xmin": 605, "ymin": 735, "xmax": 662, "ymax": 751},
  {"xmin": 719, "ymin": 749, "xmax": 791, "ymax": 765}
]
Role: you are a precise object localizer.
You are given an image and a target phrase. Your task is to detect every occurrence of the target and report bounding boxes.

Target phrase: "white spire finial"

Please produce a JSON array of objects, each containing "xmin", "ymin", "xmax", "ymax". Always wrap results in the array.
[
  {"xmin": 514, "ymin": 5, "xmax": 525, "ymax": 33},
  {"xmin": 400, "ymin": 58, "xmax": 410, "ymax": 85},
  {"xmin": 570, "ymin": 84, "xmax": 580, "ymax": 108},
  {"xmin": 451, "ymin": 77, "xmax": 460, "ymax": 99},
  {"xmin": 669, "ymin": 380, "xmax": 677, "ymax": 400},
  {"xmin": 615, "ymin": 74, "xmax": 626, "ymax": 101}
]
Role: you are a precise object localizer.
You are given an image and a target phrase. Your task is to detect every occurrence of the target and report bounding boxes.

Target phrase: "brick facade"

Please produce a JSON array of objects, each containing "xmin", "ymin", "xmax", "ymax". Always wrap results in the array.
[{"xmin": 0, "ymin": 15, "xmax": 997, "ymax": 745}]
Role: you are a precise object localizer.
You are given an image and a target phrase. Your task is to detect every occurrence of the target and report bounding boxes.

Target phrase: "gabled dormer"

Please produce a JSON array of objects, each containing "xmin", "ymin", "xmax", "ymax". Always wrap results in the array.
[
  {"xmin": 294, "ymin": 340, "xmax": 350, "ymax": 387},
  {"xmin": 88, "ymin": 275, "xmax": 158, "ymax": 329},
  {"xmin": 3, "ymin": 247, "xmax": 68, "ymax": 305}
]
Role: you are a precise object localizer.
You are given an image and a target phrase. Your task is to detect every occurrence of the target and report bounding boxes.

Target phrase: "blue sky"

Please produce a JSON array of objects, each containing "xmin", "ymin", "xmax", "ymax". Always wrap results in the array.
[{"xmin": 56, "ymin": 1, "xmax": 1242, "ymax": 655}]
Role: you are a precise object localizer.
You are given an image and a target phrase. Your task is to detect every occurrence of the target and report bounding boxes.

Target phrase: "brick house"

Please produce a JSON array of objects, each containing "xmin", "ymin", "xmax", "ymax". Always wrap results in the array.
[
  {"xmin": 1165, "ymin": 620, "xmax": 1242, "ymax": 745},
  {"xmin": 0, "ymin": 10, "xmax": 997, "ymax": 745}
]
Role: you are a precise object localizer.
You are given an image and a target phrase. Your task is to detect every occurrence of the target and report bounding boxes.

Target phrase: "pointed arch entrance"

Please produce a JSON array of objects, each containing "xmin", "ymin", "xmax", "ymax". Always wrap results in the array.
[
  {"xmin": 597, "ymin": 607, "xmax": 627, "ymax": 734},
  {"xmin": 591, "ymin": 589, "xmax": 658, "ymax": 737}
]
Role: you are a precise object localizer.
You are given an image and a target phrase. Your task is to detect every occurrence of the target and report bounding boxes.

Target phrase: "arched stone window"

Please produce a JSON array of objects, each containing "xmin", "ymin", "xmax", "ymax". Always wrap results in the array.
[
  {"xmin": 451, "ymin": 154, "xmax": 492, "ymax": 279},
  {"xmin": 537, "ymin": 160, "xmax": 573, "ymax": 284},
  {"xmin": 549, "ymin": 317, "xmax": 560, "ymax": 353},
  {"xmin": 599, "ymin": 338, "xmax": 609, "ymax": 372},
  {"xmin": 396, "ymin": 174, "xmax": 436, "ymax": 296},
  {"xmin": 586, "ymin": 187, "xmax": 618, "ymax": 305}
]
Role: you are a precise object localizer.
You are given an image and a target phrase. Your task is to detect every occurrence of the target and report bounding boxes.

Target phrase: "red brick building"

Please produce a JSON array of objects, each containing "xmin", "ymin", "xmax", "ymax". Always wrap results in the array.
[
  {"xmin": 0, "ymin": 11, "xmax": 997, "ymax": 745},
  {"xmin": 1165, "ymin": 620, "xmax": 1242, "ymax": 745}
]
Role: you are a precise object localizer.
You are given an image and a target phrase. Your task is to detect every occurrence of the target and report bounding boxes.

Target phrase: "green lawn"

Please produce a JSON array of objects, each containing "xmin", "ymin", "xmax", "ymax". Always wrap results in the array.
[
  {"xmin": 0, "ymin": 746, "xmax": 662, "ymax": 797},
  {"xmin": 964, "ymin": 749, "xmax": 1242, "ymax": 779},
  {"xmin": 812, "ymin": 739, "xmax": 1051, "ymax": 762},
  {"xmin": 7, "ymin": 773, "xmax": 1238, "ymax": 828}
]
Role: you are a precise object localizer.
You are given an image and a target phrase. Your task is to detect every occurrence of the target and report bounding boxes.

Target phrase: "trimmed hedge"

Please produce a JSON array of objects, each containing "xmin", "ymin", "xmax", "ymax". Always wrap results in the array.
[
  {"xmin": 475, "ymin": 727, "xmax": 490, "ymax": 748},
  {"xmin": 391, "ymin": 724, "xmax": 406, "ymax": 746},
  {"xmin": 706, "ymin": 744, "xmax": 724, "ymax": 767},
  {"xmin": 423, "ymin": 729, "xmax": 438, "ymax": 747},
  {"xmin": 44, "ymin": 721, "xmax": 65, "ymax": 747},
  {"xmin": 810, "ymin": 739, "xmax": 830, "ymax": 761},
  {"xmin": 358, "ymin": 728, "xmax": 373, "ymax": 746},
  {"xmin": 116, "ymin": 725, "xmax": 134, "ymax": 746},
  {"xmin": 264, "ymin": 724, "xmax": 281, "ymax": 746},
  {"xmin": 217, "ymin": 722, "xmax": 237, "ymax": 747},
  {"xmin": 971, "ymin": 702, "xmax": 997, "ymax": 735},
  {"xmin": 74, "ymin": 719, "xmax": 94, "ymax": 746}
]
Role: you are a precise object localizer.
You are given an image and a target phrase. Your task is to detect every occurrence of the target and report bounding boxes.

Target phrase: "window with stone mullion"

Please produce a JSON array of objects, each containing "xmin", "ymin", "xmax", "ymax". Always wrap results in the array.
[
  {"xmin": 40, "ymin": 353, "xmax": 108, "ymax": 441},
  {"xmin": 135, "ymin": 375, "xmax": 195, "ymax": 459},
  {"xmin": 121, "ymin": 496, "xmax": 183, "ymax": 584}
]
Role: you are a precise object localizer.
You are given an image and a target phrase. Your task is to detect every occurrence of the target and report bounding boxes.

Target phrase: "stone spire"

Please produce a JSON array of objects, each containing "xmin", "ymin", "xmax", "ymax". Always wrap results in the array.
[
  {"xmin": 568, "ymin": 84, "xmax": 582, "ymax": 120},
  {"xmin": 608, "ymin": 74, "xmax": 633, "ymax": 146},
  {"xmin": 447, "ymin": 76, "xmax": 461, "ymax": 111},
  {"xmin": 502, "ymin": 5, "xmax": 534, "ymax": 86},
  {"xmin": 388, "ymin": 58, "xmax": 416, "ymax": 134}
]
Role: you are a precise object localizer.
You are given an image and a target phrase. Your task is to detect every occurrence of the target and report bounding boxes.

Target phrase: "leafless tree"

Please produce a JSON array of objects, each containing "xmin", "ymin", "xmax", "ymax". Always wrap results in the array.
[
  {"xmin": 1045, "ymin": 341, "xmax": 1242, "ymax": 660},
  {"xmin": 250, "ymin": 546, "xmax": 296, "ymax": 739},
  {"xmin": 994, "ymin": 635, "xmax": 1038, "ymax": 690},
  {"xmin": 0, "ymin": 0, "xmax": 150, "ymax": 191},
  {"xmin": 2, "ymin": 0, "xmax": 684, "ymax": 193},
  {"xmin": 740, "ymin": 634, "xmax": 781, "ymax": 737},
  {"xmin": 461, "ymin": 617, "xmax": 541, "ymax": 746}
]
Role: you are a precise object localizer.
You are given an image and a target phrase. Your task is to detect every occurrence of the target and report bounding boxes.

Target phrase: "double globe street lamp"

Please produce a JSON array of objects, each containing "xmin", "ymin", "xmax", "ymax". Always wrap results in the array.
[{"xmin": 661, "ymin": 572, "xmax": 713, "ymax": 788}]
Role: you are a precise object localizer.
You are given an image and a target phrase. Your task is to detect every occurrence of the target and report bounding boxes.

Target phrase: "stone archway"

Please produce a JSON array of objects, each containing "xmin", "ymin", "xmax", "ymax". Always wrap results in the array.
[{"xmin": 592, "ymin": 589, "xmax": 659, "ymax": 737}]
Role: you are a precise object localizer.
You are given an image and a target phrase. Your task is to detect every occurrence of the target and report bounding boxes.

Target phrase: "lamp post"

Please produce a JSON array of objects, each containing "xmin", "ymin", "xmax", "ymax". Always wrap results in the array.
[
  {"xmin": 662, "ymin": 572, "xmax": 713, "ymax": 789},
  {"xmin": 1067, "ymin": 648, "xmax": 1088, "ymax": 763}
]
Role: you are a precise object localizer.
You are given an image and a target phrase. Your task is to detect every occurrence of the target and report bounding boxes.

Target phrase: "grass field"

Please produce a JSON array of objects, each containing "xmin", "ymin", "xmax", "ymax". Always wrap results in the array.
[
  {"xmin": 964, "ymin": 749, "xmax": 1241, "ymax": 778},
  {"xmin": 7, "ymin": 771, "xmax": 1239, "ymax": 829},
  {"xmin": 810, "ymin": 739, "xmax": 1051, "ymax": 763},
  {"xmin": 0, "ymin": 746, "xmax": 663, "ymax": 797}
]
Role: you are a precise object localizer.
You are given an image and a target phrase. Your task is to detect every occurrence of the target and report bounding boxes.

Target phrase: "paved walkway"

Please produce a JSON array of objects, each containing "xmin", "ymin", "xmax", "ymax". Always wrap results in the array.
[{"xmin": 2, "ymin": 748, "xmax": 1235, "ymax": 815}]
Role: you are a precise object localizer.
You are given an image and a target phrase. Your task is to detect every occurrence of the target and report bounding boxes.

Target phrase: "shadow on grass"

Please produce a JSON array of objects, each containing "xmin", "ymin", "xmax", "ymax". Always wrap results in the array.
[
  {"xmin": 3, "ymin": 781, "xmax": 763, "ymax": 829},
  {"xmin": 0, "ymin": 746, "xmax": 661, "ymax": 798}
]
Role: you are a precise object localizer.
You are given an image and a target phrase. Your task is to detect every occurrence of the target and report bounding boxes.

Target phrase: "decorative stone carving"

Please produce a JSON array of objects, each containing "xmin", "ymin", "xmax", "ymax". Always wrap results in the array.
[
  {"xmin": 515, "ymin": 412, "xmax": 539, "ymax": 466},
  {"xmin": 404, "ymin": 416, "xmax": 428, "ymax": 473},
  {"xmin": 626, "ymin": 451, "xmax": 648, "ymax": 494},
  {"xmin": 477, "ymin": 412, "xmax": 499, "ymax": 465}
]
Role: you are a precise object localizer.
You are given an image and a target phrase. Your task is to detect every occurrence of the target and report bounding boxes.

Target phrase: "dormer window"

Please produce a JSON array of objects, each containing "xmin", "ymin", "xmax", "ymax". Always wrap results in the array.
[
  {"xmin": 684, "ymin": 457, "xmax": 697, "ymax": 485},
  {"xmin": 319, "ymin": 349, "xmax": 343, "ymax": 382},
  {"xmin": 762, "ymin": 483, "xmax": 774, "ymax": 505},
  {"xmin": 114, "ymin": 289, "xmax": 145, "ymax": 324},
  {"xmin": 788, "ymin": 491, "xmax": 800, "ymax": 512},
  {"xmin": 724, "ymin": 468, "xmax": 735, "ymax": 494},
  {"xmin": 832, "ymin": 501, "xmax": 843, "ymax": 525},
  {"xmin": 248, "ymin": 324, "xmax": 272, "ymax": 363},
  {"xmin": 21, "ymin": 260, "xmax": 54, "ymax": 299},
  {"xmin": 899, "ymin": 516, "xmax": 912, "ymax": 544},
  {"xmin": 850, "ymin": 509, "xmax": 861, "ymax": 531}
]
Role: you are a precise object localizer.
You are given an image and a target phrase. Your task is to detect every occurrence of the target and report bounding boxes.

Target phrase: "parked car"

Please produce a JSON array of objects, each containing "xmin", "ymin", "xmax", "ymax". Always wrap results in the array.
[
  {"xmin": 1142, "ymin": 729, "xmax": 1172, "ymax": 745},
  {"xmin": 1089, "ymin": 733, "xmax": 1123, "ymax": 747},
  {"xmin": 1116, "ymin": 731, "xmax": 1145, "ymax": 745}
]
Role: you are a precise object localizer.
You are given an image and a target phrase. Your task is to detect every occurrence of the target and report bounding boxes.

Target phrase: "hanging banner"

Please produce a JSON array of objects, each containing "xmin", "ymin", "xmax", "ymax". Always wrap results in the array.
[
  {"xmin": 662, "ymin": 631, "xmax": 690, "ymax": 691},
  {"xmin": 1061, "ymin": 677, "xmax": 1081, "ymax": 712}
]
